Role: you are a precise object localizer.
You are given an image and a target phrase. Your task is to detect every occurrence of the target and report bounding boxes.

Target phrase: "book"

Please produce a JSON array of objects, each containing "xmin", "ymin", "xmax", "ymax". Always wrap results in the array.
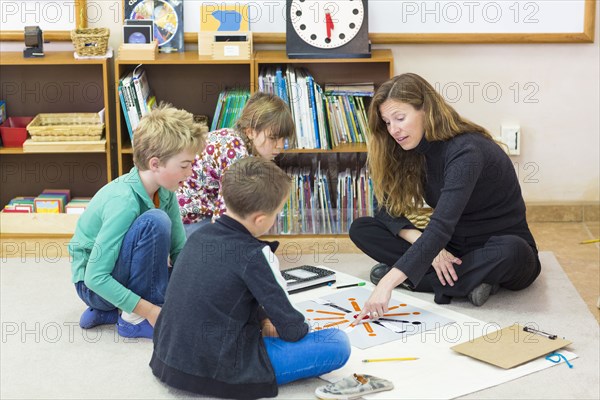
[
  {"xmin": 281, "ymin": 265, "xmax": 336, "ymax": 294},
  {"xmin": 131, "ymin": 65, "xmax": 154, "ymax": 117},
  {"xmin": 324, "ymin": 82, "xmax": 375, "ymax": 96}
]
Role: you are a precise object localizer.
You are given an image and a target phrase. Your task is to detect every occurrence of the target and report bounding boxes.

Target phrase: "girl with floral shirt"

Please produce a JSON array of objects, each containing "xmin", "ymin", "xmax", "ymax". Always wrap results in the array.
[{"xmin": 177, "ymin": 92, "xmax": 295, "ymax": 235}]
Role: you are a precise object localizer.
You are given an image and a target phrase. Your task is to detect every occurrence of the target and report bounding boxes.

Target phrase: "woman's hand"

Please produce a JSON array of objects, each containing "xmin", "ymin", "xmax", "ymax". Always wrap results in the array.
[
  {"xmin": 351, "ymin": 268, "xmax": 408, "ymax": 326},
  {"xmin": 432, "ymin": 249, "xmax": 461, "ymax": 286}
]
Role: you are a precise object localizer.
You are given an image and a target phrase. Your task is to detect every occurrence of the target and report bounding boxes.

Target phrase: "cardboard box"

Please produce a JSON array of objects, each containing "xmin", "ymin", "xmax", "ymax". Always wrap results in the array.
[
  {"xmin": 199, "ymin": 31, "xmax": 252, "ymax": 60},
  {"xmin": 118, "ymin": 40, "xmax": 158, "ymax": 60}
]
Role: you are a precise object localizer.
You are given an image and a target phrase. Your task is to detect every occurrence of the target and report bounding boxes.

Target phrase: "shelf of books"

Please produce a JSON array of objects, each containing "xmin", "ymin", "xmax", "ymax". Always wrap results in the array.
[
  {"xmin": 254, "ymin": 50, "xmax": 393, "ymax": 237},
  {"xmin": 115, "ymin": 52, "xmax": 254, "ymax": 175},
  {"xmin": 0, "ymin": 52, "xmax": 112, "ymax": 235}
]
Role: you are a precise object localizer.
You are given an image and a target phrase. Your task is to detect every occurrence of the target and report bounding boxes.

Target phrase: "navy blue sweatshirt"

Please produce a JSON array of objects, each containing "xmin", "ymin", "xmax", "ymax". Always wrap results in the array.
[
  {"xmin": 150, "ymin": 215, "xmax": 309, "ymax": 399},
  {"xmin": 378, "ymin": 133, "xmax": 536, "ymax": 286}
]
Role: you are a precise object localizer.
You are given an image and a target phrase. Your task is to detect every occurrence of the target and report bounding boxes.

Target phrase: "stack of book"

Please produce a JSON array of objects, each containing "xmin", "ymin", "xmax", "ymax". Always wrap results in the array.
[
  {"xmin": 257, "ymin": 66, "xmax": 372, "ymax": 150},
  {"xmin": 210, "ymin": 90, "xmax": 251, "ymax": 131},
  {"xmin": 1, "ymin": 189, "xmax": 90, "ymax": 214},
  {"xmin": 324, "ymin": 82, "xmax": 372, "ymax": 147},
  {"xmin": 118, "ymin": 65, "xmax": 157, "ymax": 140},
  {"xmin": 270, "ymin": 164, "xmax": 376, "ymax": 235},
  {"xmin": 337, "ymin": 166, "xmax": 375, "ymax": 233}
]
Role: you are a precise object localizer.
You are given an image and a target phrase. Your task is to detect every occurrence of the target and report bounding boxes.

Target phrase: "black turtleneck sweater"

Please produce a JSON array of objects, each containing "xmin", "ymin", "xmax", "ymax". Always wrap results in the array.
[{"xmin": 378, "ymin": 133, "xmax": 535, "ymax": 286}]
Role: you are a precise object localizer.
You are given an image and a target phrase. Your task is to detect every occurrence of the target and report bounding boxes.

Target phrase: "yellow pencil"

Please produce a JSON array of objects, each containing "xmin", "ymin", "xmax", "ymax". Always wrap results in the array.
[
  {"xmin": 362, "ymin": 357, "xmax": 419, "ymax": 363},
  {"xmin": 580, "ymin": 238, "xmax": 600, "ymax": 244}
]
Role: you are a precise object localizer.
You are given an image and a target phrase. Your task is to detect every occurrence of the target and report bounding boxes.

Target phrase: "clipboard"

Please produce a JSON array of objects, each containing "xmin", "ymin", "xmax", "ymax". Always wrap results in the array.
[{"xmin": 451, "ymin": 324, "xmax": 571, "ymax": 369}]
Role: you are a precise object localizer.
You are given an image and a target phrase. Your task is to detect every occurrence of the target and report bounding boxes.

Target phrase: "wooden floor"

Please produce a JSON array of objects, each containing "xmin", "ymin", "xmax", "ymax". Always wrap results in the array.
[{"xmin": 1, "ymin": 221, "xmax": 598, "ymax": 322}]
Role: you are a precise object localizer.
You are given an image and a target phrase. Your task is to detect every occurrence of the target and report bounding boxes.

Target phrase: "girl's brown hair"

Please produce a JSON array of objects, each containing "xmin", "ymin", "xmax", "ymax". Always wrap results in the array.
[{"xmin": 235, "ymin": 92, "xmax": 296, "ymax": 154}]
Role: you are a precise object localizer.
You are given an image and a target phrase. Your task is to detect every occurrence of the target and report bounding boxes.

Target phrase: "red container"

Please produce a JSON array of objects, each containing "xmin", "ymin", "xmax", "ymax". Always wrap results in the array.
[{"xmin": 0, "ymin": 117, "xmax": 33, "ymax": 147}]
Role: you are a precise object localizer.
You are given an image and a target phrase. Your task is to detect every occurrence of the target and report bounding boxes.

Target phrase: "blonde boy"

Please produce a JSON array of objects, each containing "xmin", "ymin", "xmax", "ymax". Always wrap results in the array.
[{"xmin": 69, "ymin": 104, "xmax": 206, "ymax": 338}]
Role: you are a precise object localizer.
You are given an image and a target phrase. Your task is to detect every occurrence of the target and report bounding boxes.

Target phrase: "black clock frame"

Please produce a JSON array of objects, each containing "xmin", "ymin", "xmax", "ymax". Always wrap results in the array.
[{"xmin": 286, "ymin": 0, "xmax": 371, "ymax": 59}]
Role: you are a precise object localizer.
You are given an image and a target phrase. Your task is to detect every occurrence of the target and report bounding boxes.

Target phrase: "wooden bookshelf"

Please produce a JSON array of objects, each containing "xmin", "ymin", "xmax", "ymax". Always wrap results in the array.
[
  {"xmin": 0, "ymin": 52, "xmax": 112, "ymax": 215},
  {"xmin": 254, "ymin": 50, "xmax": 393, "ymax": 236},
  {"xmin": 115, "ymin": 52, "xmax": 254, "ymax": 175}
]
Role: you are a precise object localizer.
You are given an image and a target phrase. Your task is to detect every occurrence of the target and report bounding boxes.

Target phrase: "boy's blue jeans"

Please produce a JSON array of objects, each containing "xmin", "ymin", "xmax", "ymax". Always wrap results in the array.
[
  {"xmin": 264, "ymin": 328, "xmax": 351, "ymax": 385},
  {"xmin": 75, "ymin": 209, "xmax": 171, "ymax": 312}
]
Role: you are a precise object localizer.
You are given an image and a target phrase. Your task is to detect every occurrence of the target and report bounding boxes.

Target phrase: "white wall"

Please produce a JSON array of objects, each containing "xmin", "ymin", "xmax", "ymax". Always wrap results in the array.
[{"xmin": 2, "ymin": 1, "xmax": 598, "ymax": 202}]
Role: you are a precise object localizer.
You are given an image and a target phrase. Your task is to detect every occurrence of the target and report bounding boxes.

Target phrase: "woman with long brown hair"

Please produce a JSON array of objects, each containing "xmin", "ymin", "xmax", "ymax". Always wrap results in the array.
[{"xmin": 351, "ymin": 73, "xmax": 540, "ymax": 321}]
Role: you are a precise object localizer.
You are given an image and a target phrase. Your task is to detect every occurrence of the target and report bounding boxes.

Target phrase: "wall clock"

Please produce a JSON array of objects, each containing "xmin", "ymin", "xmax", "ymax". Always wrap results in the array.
[{"xmin": 286, "ymin": 0, "xmax": 371, "ymax": 59}]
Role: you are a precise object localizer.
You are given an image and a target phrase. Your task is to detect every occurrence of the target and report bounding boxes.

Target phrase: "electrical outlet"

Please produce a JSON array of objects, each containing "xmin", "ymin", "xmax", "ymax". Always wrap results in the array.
[{"xmin": 501, "ymin": 125, "xmax": 520, "ymax": 156}]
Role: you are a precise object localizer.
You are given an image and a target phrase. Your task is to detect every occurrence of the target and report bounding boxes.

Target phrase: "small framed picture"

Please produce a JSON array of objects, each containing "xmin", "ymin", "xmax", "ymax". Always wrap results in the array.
[{"xmin": 123, "ymin": 25, "xmax": 153, "ymax": 44}]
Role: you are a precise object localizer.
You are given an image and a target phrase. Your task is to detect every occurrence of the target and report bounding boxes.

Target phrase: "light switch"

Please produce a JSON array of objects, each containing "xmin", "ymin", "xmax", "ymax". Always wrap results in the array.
[{"xmin": 501, "ymin": 125, "xmax": 520, "ymax": 156}]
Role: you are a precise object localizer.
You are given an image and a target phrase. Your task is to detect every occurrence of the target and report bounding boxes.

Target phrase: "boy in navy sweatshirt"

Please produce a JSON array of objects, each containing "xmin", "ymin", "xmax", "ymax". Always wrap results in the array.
[{"xmin": 151, "ymin": 157, "xmax": 350, "ymax": 399}]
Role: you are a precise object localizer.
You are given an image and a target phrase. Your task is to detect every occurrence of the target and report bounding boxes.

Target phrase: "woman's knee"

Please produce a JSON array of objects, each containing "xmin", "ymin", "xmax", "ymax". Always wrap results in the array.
[
  {"xmin": 487, "ymin": 235, "xmax": 540, "ymax": 289},
  {"xmin": 349, "ymin": 217, "xmax": 375, "ymax": 245}
]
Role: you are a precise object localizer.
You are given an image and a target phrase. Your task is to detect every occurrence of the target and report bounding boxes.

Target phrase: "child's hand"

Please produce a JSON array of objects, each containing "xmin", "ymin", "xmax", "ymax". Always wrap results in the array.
[
  {"xmin": 133, "ymin": 299, "xmax": 161, "ymax": 327},
  {"xmin": 147, "ymin": 305, "xmax": 161, "ymax": 327},
  {"xmin": 261, "ymin": 318, "xmax": 279, "ymax": 337}
]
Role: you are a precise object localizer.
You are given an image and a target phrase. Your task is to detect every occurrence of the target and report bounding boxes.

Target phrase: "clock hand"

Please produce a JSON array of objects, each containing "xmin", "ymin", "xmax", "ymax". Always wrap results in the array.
[{"xmin": 325, "ymin": 12, "xmax": 334, "ymax": 39}]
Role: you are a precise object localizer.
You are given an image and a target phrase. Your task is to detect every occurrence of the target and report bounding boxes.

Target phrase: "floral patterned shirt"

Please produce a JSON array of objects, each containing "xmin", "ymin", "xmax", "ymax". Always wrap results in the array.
[{"xmin": 177, "ymin": 128, "xmax": 249, "ymax": 224}]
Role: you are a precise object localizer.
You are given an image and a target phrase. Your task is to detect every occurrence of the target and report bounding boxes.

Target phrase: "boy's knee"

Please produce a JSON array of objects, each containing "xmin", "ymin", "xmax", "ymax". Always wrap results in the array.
[
  {"xmin": 326, "ymin": 329, "xmax": 351, "ymax": 359},
  {"xmin": 139, "ymin": 209, "xmax": 171, "ymax": 236}
]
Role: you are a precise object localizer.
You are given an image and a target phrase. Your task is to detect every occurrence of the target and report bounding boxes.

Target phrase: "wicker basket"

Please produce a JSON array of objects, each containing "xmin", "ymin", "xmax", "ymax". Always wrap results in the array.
[
  {"xmin": 71, "ymin": 28, "xmax": 109, "ymax": 57},
  {"xmin": 27, "ymin": 113, "xmax": 104, "ymax": 142}
]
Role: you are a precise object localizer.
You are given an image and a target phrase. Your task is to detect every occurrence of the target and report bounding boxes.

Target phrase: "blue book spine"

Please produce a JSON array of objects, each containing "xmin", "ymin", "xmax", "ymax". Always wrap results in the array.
[
  {"xmin": 306, "ymin": 75, "xmax": 321, "ymax": 149},
  {"xmin": 275, "ymin": 67, "xmax": 288, "ymax": 104},
  {"xmin": 118, "ymin": 85, "xmax": 133, "ymax": 141}
]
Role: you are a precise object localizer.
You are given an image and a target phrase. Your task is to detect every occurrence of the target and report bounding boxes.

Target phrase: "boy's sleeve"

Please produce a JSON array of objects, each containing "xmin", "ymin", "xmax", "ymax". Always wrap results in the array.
[
  {"xmin": 243, "ymin": 247, "xmax": 309, "ymax": 342},
  {"xmin": 165, "ymin": 192, "xmax": 186, "ymax": 263},
  {"xmin": 83, "ymin": 196, "xmax": 142, "ymax": 313}
]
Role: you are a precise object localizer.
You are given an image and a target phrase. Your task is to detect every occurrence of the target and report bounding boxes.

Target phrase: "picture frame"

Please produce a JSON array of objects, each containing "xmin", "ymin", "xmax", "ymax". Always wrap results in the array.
[{"xmin": 123, "ymin": 25, "xmax": 153, "ymax": 44}]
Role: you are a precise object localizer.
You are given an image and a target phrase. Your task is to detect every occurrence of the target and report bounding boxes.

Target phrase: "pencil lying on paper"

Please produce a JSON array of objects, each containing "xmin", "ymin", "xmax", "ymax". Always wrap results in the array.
[
  {"xmin": 362, "ymin": 357, "xmax": 418, "ymax": 363},
  {"xmin": 580, "ymin": 238, "xmax": 600, "ymax": 244}
]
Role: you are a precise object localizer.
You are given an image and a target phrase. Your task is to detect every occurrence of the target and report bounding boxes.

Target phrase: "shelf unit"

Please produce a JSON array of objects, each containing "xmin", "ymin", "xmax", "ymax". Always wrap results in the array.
[
  {"xmin": 0, "ymin": 51, "xmax": 112, "ymax": 210},
  {"xmin": 254, "ymin": 50, "xmax": 393, "ymax": 237},
  {"xmin": 114, "ymin": 52, "xmax": 254, "ymax": 175}
]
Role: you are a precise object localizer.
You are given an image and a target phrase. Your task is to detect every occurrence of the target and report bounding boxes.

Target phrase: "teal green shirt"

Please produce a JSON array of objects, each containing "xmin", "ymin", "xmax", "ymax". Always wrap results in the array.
[{"xmin": 69, "ymin": 167, "xmax": 186, "ymax": 313}]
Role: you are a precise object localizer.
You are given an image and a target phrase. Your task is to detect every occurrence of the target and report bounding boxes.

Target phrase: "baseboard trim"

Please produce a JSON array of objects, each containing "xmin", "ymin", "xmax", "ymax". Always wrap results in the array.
[{"xmin": 526, "ymin": 202, "xmax": 599, "ymax": 222}]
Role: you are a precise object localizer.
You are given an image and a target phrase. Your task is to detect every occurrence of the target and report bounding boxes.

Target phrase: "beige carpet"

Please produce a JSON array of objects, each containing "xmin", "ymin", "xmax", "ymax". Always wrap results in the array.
[{"xmin": 1, "ymin": 251, "xmax": 598, "ymax": 399}]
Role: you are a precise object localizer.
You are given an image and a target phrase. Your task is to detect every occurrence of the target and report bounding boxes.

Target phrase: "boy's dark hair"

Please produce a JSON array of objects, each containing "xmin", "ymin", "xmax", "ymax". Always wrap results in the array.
[{"xmin": 222, "ymin": 158, "xmax": 291, "ymax": 218}]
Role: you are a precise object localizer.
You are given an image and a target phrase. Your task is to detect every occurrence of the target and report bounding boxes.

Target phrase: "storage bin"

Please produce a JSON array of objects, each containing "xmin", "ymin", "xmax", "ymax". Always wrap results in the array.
[
  {"xmin": 71, "ymin": 28, "xmax": 110, "ymax": 57},
  {"xmin": 27, "ymin": 113, "xmax": 104, "ymax": 142},
  {"xmin": 0, "ymin": 117, "xmax": 34, "ymax": 147}
]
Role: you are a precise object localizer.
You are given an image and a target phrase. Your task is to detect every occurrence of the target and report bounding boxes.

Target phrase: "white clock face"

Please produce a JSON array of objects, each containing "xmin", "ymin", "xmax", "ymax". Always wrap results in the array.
[{"xmin": 290, "ymin": 0, "xmax": 364, "ymax": 49}]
